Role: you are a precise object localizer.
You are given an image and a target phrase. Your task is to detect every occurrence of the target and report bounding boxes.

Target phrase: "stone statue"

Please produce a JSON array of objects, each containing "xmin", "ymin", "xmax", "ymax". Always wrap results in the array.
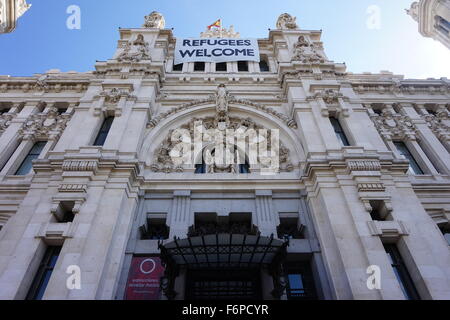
[
  {"xmin": 276, "ymin": 13, "xmax": 298, "ymax": 30},
  {"xmin": 143, "ymin": 11, "xmax": 165, "ymax": 29},
  {"xmin": 216, "ymin": 84, "xmax": 229, "ymax": 114}
]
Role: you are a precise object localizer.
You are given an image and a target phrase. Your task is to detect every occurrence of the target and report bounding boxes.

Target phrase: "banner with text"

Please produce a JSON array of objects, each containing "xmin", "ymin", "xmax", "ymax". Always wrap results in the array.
[
  {"xmin": 124, "ymin": 256, "xmax": 165, "ymax": 300},
  {"xmin": 174, "ymin": 38, "xmax": 260, "ymax": 64}
]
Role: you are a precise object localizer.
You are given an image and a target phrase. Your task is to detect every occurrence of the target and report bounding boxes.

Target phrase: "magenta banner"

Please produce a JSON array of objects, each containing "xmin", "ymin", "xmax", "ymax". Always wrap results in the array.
[{"xmin": 124, "ymin": 256, "xmax": 165, "ymax": 300}]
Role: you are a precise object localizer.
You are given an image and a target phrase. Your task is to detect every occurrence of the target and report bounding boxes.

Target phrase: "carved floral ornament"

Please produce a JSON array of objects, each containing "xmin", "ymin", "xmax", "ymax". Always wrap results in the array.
[{"xmin": 18, "ymin": 106, "xmax": 72, "ymax": 141}]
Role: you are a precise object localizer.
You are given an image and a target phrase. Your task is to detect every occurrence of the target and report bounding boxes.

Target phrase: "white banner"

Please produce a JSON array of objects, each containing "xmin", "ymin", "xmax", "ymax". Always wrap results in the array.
[{"xmin": 174, "ymin": 38, "xmax": 260, "ymax": 64}]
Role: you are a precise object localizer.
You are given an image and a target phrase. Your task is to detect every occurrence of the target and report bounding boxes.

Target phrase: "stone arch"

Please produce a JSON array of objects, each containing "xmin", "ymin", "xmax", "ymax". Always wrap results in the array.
[{"xmin": 139, "ymin": 104, "xmax": 306, "ymax": 173}]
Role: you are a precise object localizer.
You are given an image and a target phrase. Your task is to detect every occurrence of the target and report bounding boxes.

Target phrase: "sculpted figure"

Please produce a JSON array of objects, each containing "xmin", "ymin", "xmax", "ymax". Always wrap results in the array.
[
  {"xmin": 143, "ymin": 11, "xmax": 165, "ymax": 29},
  {"xmin": 276, "ymin": 13, "xmax": 298, "ymax": 30}
]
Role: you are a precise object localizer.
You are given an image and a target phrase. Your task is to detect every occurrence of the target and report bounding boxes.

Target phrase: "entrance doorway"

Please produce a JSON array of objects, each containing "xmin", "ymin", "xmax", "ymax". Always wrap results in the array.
[{"xmin": 186, "ymin": 268, "xmax": 262, "ymax": 300}]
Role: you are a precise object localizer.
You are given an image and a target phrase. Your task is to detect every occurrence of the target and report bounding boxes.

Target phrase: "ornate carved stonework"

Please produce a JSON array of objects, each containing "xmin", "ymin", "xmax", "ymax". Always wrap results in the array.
[
  {"xmin": 307, "ymin": 89, "xmax": 349, "ymax": 117},
  {"xmin": 291, "ymin": 36, "xmax": 326, "ymax": 64},
  {"xmin": 371, "ymin": 111, "xmax": 418, "ymax": 141},
  {"xmin": 147, "ymin": 86, "xmax": 298, "ymax": 129},
  {"xmin": 18, "ymin": 107, "xmax": 71, "ymax": 141},
  {"xmin": 0, "ymin": 112, "xmax": 15, "ymax": 134},
  {"xmin": 423, "ymin": 109, "xmax": 450, "ymax": 142},
  {"xmin": 94, "ymin": 88, "xmax": 136, "ymax": 117},
  {"xmin": 143, "ymin": 11, "xmax": 165, "ymax": 29},
  {"xmin": 150, "ymin": 116, "xmax": 294, "ymax": 173},
  {"xmin": 276, "ymin": 13, "xmax": 298, "ymax": 30},
  {"xmin": 117, "ymin": 34, "xmax": 151, "ymax": 63}
]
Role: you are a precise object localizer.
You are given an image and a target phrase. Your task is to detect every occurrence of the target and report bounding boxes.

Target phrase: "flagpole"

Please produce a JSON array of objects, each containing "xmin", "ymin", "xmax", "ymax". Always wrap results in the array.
[{"xmin": 220, "ymin": 19, "xmax": 223, "ymax": 38}]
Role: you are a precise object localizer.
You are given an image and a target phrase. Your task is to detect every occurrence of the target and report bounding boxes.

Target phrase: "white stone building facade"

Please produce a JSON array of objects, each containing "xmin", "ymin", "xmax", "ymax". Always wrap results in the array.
[
  {"xmin": 0, "ymin": 12, "xmax": 449, "ymax": 300},
  {"xmin": 407, "ymin": 0, "xmax": 450, "ymax": 49}
]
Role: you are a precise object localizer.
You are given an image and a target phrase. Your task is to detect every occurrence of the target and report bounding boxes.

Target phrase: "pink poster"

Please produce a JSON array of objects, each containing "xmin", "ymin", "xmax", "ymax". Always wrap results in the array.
[{"xmin": 124, "ymin": 256, "xmax": 165, "ymax": 300}]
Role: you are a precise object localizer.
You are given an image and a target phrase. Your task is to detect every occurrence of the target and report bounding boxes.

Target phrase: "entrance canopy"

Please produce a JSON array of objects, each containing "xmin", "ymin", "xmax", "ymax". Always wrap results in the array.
[{"xmin": 159, "ymin": 234, "xmax": 288, "ymax": 269}]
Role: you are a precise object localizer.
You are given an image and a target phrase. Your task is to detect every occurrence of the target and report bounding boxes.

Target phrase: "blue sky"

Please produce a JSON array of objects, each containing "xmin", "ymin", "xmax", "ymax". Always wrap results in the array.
[{"xmin": 0, "ymin": 0, "xmax": 449, "ymax": 79}]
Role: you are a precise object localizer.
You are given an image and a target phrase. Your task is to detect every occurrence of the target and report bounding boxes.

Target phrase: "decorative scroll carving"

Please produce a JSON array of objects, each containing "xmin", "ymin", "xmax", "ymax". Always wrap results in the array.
[
  {"xmin": 18, "ymin": 107, "xmax": 71, "ymax": 140},
  {"xmin": 371, "ymin": 111, "xmax": 418, "ymax": 141},
  {"xmin": 143, "ymin": 11, "xmax": 165, "ymax": 29},
  {"xmin": 276, "ymin": 13, "xmax": 298, "ymax": 30}
]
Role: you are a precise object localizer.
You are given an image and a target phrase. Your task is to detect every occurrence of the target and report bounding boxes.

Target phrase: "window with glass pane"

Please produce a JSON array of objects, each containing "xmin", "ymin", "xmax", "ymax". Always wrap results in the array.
[
  {"xmin": 15, "ymin": 141, "xmax": 46, "ymax": 175},
  {"xmin": 329, "ymin": 117, "xmax": 350, "ymax": 146},
  {"xmin": 284, "ymin": 262, "xmax": 317, "ymax": 300},
  {"xmin": 194, "ymin": 62, "xmax": 205, "ymax": 72},
  {"xmin": 26, "ymin": 246, "xmax": 62, "ymax": 300},
  {"xmin": 239, "ymin": 162, "xmax": 250, "ymax": 174},
  {"xmin": 93, "ymin": 117, "xmax": 114, "ymax": 146},
  {"xmin": 393, "ymin": 142, "xmax": 424, "ymax": 175},
  {"xmin": 173, "ymin": 63, "xmax": 183, "ymax": 71},
  {"xmin": 216, "ymin": 62, "xmax": 227, "ymax": 72},
  {"xmin": 259, "ymin": 59, "xmax": 269, "ymax": 72},
  {"xmin": 237, "ymin": 61, "xmax": 248, "ymax": 72},
  {"xmin": 384, "ymin": 244, "xmax": 420, "ymax": 300}
]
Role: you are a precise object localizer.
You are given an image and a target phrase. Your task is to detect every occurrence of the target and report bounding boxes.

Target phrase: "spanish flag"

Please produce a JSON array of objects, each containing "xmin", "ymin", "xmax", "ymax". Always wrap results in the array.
[{"xmin": 207, "ymin": 19, "xmax": 221, "ymax": 30}]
